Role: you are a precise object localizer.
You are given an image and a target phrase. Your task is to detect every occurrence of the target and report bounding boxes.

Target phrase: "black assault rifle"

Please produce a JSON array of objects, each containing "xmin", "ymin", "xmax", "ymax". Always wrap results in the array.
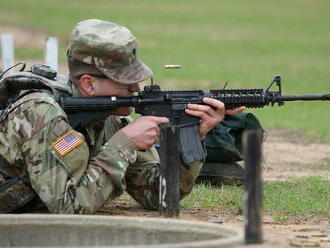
[{"xmin": 60, "ymin": 75, "xmax": 330, "ymax": 163}]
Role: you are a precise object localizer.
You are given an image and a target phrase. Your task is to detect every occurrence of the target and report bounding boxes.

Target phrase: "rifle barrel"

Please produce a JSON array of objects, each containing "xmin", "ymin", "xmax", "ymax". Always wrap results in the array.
[{"xmin": 280, "ymin": 94, "xmax": 330, "ymax": 101}]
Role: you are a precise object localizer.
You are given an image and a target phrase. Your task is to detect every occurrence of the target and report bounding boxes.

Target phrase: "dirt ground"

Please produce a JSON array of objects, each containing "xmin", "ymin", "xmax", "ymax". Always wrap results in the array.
[
  {"xmin": 98, "ymin": 128, "xmax": 330, "ymax": 248},
  {"xmin": 1, "ymin": 26, "xmax": 330, "ymax": 247},
  {"xmin": 262, "ymin": 128, "xmax": 330, "ymax": 182}
]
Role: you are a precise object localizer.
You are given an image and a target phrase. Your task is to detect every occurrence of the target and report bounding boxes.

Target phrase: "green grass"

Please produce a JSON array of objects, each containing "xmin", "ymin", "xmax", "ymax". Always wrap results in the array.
[
  {"xmin": 181, "ymin": 182, "xmax": 244, "ymax": 212},
  {"xmin": 1, "ymin": 0, "xmax": 330, "ymax": 141},
  {"xmin": 182, "ymin": 177, "xmax": 330, "ymax": 221}
]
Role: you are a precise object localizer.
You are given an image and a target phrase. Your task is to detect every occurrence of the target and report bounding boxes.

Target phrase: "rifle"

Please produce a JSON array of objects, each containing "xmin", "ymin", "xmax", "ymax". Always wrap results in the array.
[{"xmin": 61, "ymin": 75, "xmax": 330, "ymax": 163}]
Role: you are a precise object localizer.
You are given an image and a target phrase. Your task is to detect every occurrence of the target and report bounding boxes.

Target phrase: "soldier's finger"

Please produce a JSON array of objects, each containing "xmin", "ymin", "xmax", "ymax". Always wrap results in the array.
[
  {"xmin": 202, "ymin": 98, "xmax": 225, "ymax": 111},
  {"xmin": 185, "ymin": 108, "xmax": 209, "ymax": 119},
  {"xmin": 153, "ymin": 116, "xmax": 170, "ymax": 125},
  {"xmin": 187, "ymin": 103, "xmax": 215, "ymax": 117},
  {"xmin": 225, "ymin": 106, "xmax": 246, "ymax": 115},
  {"xmin": 143, "ymin": 116, "xmax": 169, "ymax": 125},
  {"xmin": 201, "ymin": 98, "xmax": 226, "ymax": 119}
]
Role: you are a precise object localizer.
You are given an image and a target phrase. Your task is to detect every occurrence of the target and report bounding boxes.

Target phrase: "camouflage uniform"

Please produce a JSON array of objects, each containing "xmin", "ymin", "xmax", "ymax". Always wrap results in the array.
[{"xmin": 0, "ymin": 19, "xmax": 203, "ymax": 213}]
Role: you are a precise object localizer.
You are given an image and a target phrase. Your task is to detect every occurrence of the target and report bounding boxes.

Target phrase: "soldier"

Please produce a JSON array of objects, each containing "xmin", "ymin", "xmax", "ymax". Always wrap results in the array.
[{"xmin": 0, "ymin": 19, "xmax": 244, "ymax": 213}]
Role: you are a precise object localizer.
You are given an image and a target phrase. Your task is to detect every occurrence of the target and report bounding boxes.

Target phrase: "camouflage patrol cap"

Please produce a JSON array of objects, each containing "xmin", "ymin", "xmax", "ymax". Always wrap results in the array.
[{"xmin": 67, "ymin": 19, "xmax": 152, "ymax": 84}]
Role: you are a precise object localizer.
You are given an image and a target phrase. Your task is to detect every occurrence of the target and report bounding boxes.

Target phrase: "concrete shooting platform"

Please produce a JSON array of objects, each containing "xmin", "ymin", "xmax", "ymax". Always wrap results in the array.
[{"xmin": 0, "ymin": 214, "xmax": 243, "ymax": 248}]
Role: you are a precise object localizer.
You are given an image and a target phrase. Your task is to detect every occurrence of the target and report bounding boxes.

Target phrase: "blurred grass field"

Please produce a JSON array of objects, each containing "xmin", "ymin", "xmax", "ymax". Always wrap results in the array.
[{"xmin": 1, "ymin": 0, "xmax": 329, "ymax": 141}]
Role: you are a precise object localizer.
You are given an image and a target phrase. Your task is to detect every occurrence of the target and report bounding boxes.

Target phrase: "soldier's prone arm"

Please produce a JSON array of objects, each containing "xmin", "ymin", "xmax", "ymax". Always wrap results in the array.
[{"xmin": 18, "ymin": 99, "xmax": 136, "ymax": 214}]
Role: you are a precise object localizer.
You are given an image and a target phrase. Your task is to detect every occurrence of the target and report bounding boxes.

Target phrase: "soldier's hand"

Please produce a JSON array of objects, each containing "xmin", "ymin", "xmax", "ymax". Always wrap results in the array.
[
  {"xmin": 121, "ymin": 116, "xmax": 169, "ymax": 150},
  {"xmin": 185, "ymin": 98, "xmax": 246, "ymax": 140}
]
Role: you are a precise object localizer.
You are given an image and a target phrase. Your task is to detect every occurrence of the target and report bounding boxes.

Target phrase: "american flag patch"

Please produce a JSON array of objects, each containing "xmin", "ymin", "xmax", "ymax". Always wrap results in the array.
[{"xmin": 52, "ymin": 131, "xmax": 83, "ymax": 156}]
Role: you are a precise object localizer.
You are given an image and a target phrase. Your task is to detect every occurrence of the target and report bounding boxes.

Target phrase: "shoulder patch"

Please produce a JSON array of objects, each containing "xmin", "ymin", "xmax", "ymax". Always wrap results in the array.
[{"xmin": 52, "ymin": 130, "xmax": 83, "ymax": 156}]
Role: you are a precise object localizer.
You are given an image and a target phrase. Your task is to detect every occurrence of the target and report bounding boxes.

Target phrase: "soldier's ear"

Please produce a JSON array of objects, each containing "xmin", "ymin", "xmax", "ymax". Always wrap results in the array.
[{"xmin": 79, "ymin": 75, "xmax": 96, "ymax": 96}]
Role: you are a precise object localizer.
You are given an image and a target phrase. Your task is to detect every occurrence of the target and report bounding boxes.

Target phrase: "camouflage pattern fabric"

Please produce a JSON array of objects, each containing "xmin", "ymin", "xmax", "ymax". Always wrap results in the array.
[
  {"xmin": 67, "ymin": 19, "xmax": 152, "ymax": 84},
  {"xmin": 0, "ymin": 82, "xmax": 202, "ymax": 213},
  {"xmin": 0, "ymin": 178, "xmax": 36, "ymax": 213},
  {"xmin": 0, "ymin": 173, "xmax": 5, "ymax": 184}
]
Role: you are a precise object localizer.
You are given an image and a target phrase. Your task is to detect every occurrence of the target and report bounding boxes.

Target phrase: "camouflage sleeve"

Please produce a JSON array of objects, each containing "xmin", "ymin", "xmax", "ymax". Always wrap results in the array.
[
  {"xmin": 125, "ymin": 147, "xmax": 203, "ymax": 210},
  {"xmin": 12, "ymin": 95, "xmax": 135, "ymax": 213}
]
